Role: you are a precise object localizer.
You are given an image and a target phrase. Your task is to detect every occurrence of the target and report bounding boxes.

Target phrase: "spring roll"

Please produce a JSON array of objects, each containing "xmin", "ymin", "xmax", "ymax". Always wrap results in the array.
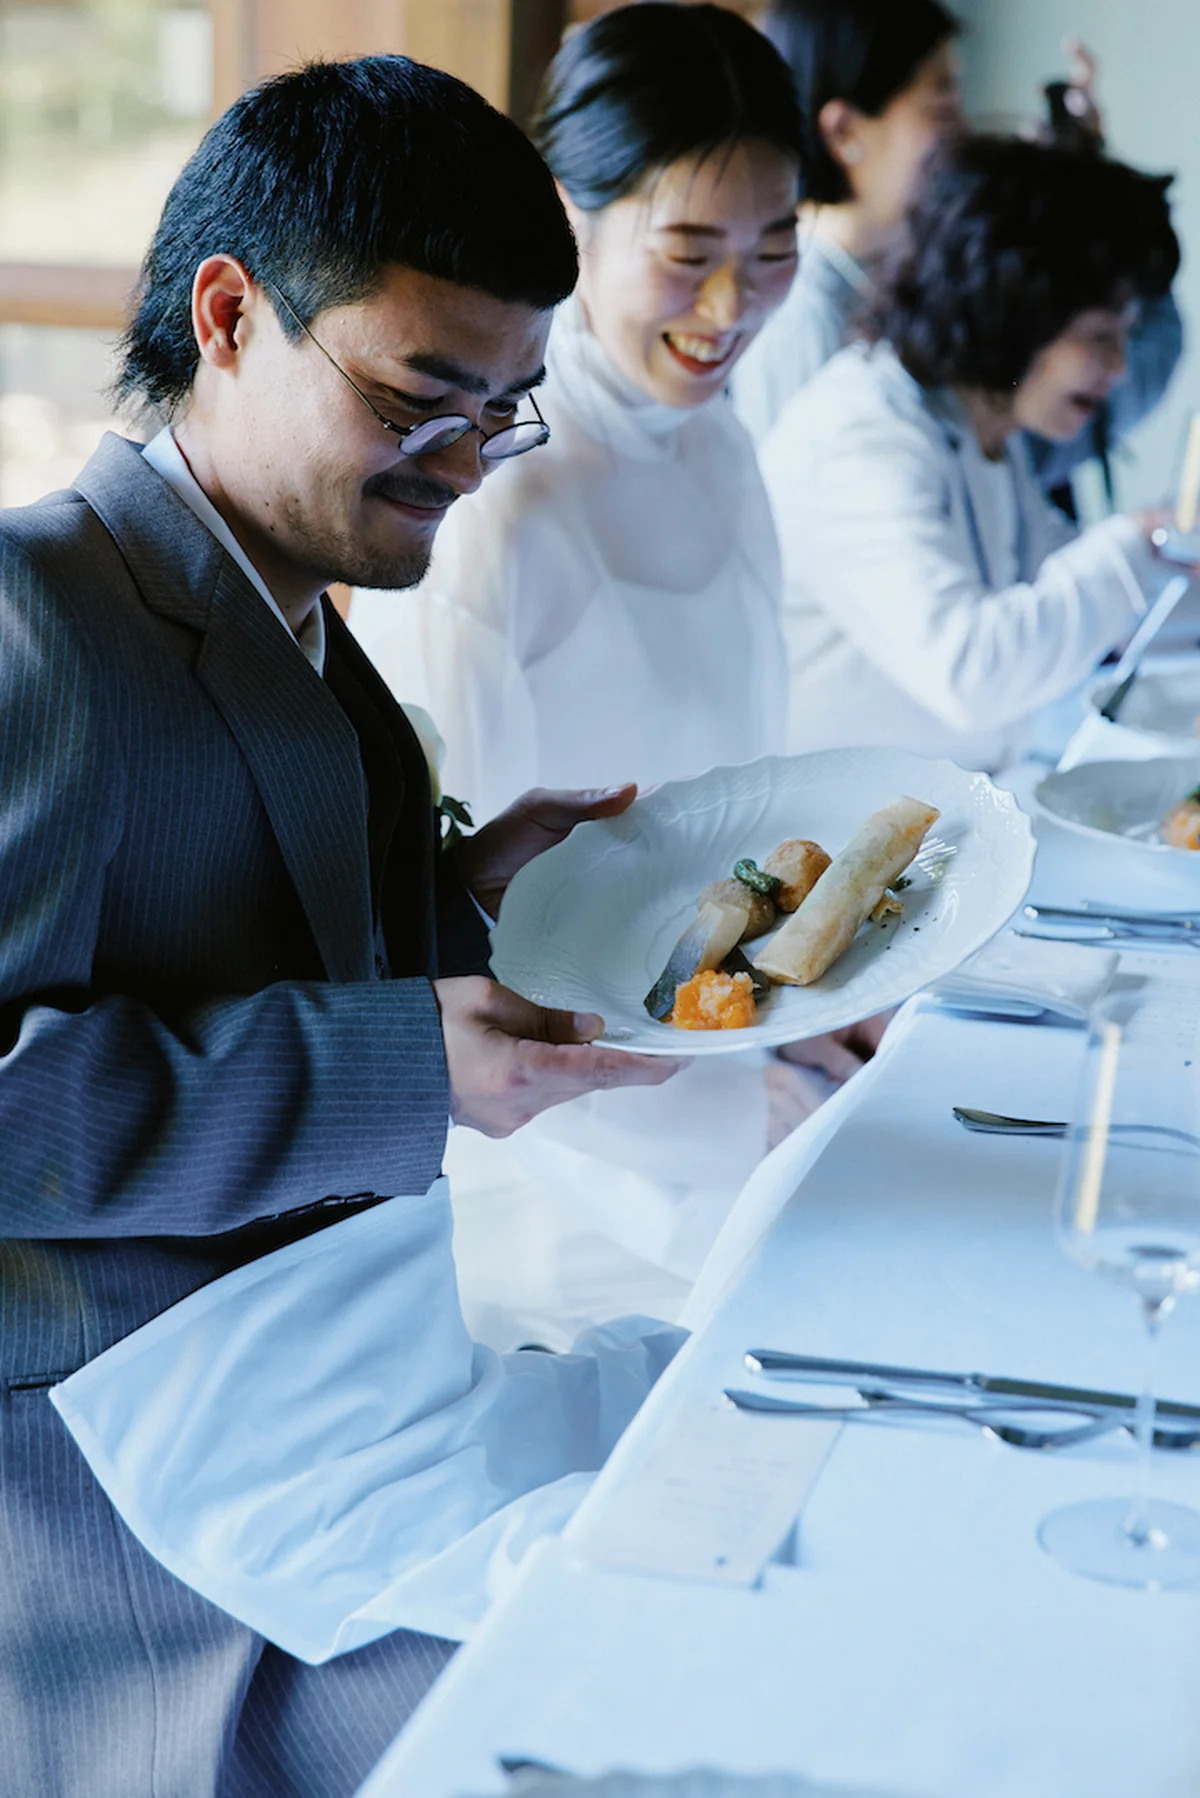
[{"xmin": 753, "ymin": 796, "xmax": 940, "ymax": 986}]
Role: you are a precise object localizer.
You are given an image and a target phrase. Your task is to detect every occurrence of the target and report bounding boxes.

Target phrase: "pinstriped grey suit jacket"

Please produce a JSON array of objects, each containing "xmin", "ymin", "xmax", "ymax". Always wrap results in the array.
[
  {"xmin": 0, "ymin": 430, "xmax": 490, "ymax": 1321},
  {"xmin": 0, "ymin": 433, "xmax": 490, "ymax": 1792}
]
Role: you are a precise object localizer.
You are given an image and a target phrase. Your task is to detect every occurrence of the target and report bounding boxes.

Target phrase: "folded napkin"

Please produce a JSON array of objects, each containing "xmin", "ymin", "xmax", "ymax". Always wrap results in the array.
[
  {"xmin": 929, "ymin": 931, "xmax": 1119, "ymax": 1022},
  {"xmin": 51, "ymin": 1178, "xmax": 683, "ymax": 1663}
]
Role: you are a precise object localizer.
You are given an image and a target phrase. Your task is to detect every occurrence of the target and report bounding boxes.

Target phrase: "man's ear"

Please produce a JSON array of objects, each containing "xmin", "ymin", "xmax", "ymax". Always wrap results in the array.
[
  {"xmin": 191, "ymin": 255, "xmax": 258, "ymax": 371},
  {"xmin": 818, "ymin": 98, "xmax": 867, "ymax": 171}
]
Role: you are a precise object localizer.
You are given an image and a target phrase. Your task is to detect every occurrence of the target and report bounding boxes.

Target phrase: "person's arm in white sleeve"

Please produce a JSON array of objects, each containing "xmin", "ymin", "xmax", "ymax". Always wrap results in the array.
[{"xmin": 763, "ymin": 403, "xmax": 1158, "ymax": 736}]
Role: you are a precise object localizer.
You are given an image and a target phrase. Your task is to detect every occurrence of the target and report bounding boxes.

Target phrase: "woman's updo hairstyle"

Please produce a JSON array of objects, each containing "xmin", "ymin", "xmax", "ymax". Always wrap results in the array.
[
  {"xmin": 534, "ymin": 2, "xmax": 807, "ymax": 213},
  {"xmin": 761, "ymin": 0, "xmax": 961, "ymax": 204},
  {"xmin": 875, "ymin": 135, "xmax": 1180, "ymax": 395}
]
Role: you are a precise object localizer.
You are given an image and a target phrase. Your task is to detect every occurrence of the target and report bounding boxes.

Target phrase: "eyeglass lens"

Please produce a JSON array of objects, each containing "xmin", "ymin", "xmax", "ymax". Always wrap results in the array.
[{"xmin": 397, "ymin": 416, "xmax": 549, "ymax": 461}]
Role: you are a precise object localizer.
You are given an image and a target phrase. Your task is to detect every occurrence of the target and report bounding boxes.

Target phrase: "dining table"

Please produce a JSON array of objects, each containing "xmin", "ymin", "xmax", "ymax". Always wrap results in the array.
[{"xmin": 358, "ymin": 678, "xmax": 1200, "ymax": 1798}]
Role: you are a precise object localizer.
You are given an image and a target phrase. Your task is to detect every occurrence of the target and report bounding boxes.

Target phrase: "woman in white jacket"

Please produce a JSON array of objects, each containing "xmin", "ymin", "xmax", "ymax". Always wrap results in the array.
[
  {"xmin": 735, "ymin": 1, "xmax": 1183, "ymax": 509},
  {"xmin": 352, "ymin": 6, "xmax": 879, "ymax": 1346},
  {"xmin": 761, "ymin": 134, "xmax": 1181, "ymax": 772}
]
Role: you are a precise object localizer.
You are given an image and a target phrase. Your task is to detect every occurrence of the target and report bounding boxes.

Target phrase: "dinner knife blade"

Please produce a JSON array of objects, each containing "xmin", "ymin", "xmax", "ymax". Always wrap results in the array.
[
  {"xmin": 743, "ymin": 1350, "xmax": 1200, "ymax": 1420},
  {"xmin": 1024, "ymin": 904, "xmax": 1200, "ymax": 935}
]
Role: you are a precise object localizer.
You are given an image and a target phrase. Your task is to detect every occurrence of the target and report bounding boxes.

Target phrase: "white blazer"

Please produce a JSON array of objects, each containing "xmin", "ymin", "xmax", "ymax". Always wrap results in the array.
[{"xmin": 760, "ymin": 343, "xmax": 1159, "ymax": 772}]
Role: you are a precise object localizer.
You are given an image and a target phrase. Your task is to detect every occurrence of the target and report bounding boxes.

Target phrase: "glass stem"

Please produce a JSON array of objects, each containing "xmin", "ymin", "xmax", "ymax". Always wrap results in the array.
[{"xmin": 1124, "ymin": 1294, "xmax": 1172, "ymax": 1546}]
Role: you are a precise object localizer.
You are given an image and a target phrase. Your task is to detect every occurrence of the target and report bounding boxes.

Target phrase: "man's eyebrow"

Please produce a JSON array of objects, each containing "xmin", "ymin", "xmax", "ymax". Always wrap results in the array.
[{"xmin": 396, "ymin": 351, "xmax": 546, "ymax": 399}]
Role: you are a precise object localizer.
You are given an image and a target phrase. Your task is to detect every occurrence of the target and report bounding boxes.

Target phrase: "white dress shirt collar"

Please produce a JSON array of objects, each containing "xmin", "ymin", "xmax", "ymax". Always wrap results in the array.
[{"xmin": 142, "ymin": 427, "xmax": 327, "ymax": 677}]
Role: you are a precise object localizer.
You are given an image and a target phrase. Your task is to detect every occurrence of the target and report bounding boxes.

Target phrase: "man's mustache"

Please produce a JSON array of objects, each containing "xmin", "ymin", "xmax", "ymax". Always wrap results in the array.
[{"xmin": 363, "ymin": 470, "xmax": 459, "ymax": 511}]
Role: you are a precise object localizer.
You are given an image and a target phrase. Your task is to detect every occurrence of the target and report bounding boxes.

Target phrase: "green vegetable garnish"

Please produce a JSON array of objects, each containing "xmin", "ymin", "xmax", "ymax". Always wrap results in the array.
[
  {"xmin": 733, "ymin": 858, "xmax": 782, "ymax": 899},
  {"xmin": 891, "ymin": 875, "xmax": 912, "ymax": 892},
  {"xmin": 1186, "ymin": 787, "xmax": 1200, "ymax": 806}
]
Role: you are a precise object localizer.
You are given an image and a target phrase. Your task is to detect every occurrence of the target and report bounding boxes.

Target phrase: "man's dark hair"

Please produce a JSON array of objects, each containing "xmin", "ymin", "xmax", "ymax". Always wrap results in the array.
[
  {"xmin": 118, "ymin": 56, "xmax": 579, "ymax": 415},
  {"xmin": 533, "ymin": 2, "xmax": 807, "ymax": 213},
  {"xmin": 874, "ymin": 135, "xmax": 1180, "ymax": 395},
  {"xmin": 762, "ymin": 0, "xmax": 961, "ymax": 205}
]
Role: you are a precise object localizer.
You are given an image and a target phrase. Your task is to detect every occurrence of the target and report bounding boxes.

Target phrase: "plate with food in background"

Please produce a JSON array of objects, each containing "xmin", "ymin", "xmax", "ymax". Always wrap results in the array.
[
  {"xmin": 1086, "ymin": 666, "xmax": 1200, "ymax": 750},
  {"xmin": 1036, "ymin": 756, "xmax": 1200, "ymax": 857},
  {"xmin": 490, "ymin": 750, "xmax": 1036, "ymax": 1055}
]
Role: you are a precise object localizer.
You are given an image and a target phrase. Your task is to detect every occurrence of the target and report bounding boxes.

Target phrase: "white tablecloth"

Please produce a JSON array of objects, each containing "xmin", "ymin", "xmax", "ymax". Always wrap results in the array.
[{"xmin": 360, "ymin": 952, "xmax": 1200, "ymax": 1798}]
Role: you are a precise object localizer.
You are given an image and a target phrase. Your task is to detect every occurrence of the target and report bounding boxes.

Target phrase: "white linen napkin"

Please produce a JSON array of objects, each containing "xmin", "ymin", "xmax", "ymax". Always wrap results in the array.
[
  {"xmin": 50, "ymin": 1178, "xmax": 683, "ymax": 1663},
  {"xmin": 928, "ymin": 931, "xmax": 1119, "ymax": 1021}
]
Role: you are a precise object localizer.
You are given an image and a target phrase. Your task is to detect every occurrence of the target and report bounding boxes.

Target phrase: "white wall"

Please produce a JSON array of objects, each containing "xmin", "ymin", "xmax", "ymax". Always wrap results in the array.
[{"xmin": 956, "ymin": 0, "xmax": 1198, "ymax": 510}]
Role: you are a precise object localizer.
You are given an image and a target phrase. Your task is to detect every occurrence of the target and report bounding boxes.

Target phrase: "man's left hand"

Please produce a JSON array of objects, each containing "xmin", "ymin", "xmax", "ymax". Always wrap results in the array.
[{"xmin": 455, "ymin": 783, "xmax": 638, "ymax": 918}]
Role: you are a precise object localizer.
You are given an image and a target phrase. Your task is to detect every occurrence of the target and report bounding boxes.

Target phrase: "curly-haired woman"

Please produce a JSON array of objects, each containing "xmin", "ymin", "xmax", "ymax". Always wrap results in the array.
[{"xmin": 760, "ymin": 134, "xmax": 1181, "ymax": 772}]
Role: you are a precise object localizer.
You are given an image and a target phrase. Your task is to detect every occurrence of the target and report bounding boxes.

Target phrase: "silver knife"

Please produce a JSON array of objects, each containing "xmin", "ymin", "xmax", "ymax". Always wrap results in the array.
[
  {"xmin": 1098, "ymin": 573, "xmax": 1191, "ymax": 721},
  {"xmin": 1024, "ymin": 904, "xmax": 1200, "ymax": 935},
  {"xmin": 743, "ymin": 1350, "xmax": 1200, "ymax": 1421}
]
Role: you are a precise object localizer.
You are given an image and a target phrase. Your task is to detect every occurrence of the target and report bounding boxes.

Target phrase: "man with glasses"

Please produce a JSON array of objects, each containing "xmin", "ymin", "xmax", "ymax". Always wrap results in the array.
[{"xmin": 0, "ymin": 55, "xmax": 683, "ymax": 1798}]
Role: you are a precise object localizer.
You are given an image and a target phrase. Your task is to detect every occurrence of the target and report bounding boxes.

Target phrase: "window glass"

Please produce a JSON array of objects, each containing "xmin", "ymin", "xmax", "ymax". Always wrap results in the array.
[
  {"xmin": 0, "ymin": 324, "xmax": 118, "ymax": 505},
  {"xmin": 0, "ymin": 1, "xmax": 212, "ymax": 265}
]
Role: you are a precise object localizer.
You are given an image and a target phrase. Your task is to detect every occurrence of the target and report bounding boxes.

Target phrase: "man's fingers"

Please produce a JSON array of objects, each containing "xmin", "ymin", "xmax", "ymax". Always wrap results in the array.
[
  {"xmin": 512, "ymin": 783, "xmax": 638, "ymax": 838},
  {"xmin": 513, "ymin": 1037, "xmax": 687, "ymax": 1095},
  {"xmin": 525, "ymin": 1004, "xmax": 606, "ymax": 1046}
]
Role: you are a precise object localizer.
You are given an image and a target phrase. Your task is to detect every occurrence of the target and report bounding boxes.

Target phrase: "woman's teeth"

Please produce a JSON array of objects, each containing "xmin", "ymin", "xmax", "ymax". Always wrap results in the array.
[{"xmin": 664, "ymin": 333, "xmax": 734, "ymax": 366}]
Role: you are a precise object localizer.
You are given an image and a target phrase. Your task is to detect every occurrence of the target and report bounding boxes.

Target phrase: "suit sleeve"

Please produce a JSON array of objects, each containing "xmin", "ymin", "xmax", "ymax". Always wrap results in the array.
[{"xmin": 0, "ymin": 541, "xmax": 451, "ymax": 1239}]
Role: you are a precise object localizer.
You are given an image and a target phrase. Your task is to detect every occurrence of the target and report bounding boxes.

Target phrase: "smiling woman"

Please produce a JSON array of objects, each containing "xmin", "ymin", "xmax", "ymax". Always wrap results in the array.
[{"xmin": 349, "ymin": 2, "xmax": 818, "ymax": 1347}]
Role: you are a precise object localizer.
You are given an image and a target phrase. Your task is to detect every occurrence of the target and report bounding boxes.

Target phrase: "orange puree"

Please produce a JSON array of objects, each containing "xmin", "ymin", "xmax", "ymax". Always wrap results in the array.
[{"xmin": 670, "ymin": 968, "xmax": 757, "ymax": 1030}]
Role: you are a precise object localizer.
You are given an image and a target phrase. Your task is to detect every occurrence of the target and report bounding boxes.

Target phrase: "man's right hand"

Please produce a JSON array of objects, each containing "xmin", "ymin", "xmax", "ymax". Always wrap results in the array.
[{"xmin": 432, "ymin": 975, "xmax": 687, "ymax": 1137}]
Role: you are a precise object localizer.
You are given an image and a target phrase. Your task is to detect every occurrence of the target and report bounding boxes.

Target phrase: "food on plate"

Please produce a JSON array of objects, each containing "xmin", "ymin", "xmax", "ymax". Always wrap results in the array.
[
  {"xmin": 698, "ymin": 877, "xmax": 776, "ymax": 939},
  {"xmin": 763, "ymin": 839, "xmax": 832, "ymax": 911},
  {"xmin": 1162, "ymin": 787, "xmax": 1200, "ymax": 850},
  {"xmin": 753, "ymin": 797, "xmax": 940, "ymax": 987},
  {"xmin": 669, "ymin": 967, "xmax": 757, "ymax": 1030},
  {"xmin": 644, "ymin": 798, "xmax": 937, "ymax": 1023},
  {"xmin": 643, "ymin": 898, "xmax": 751, "ymax": 1020}
]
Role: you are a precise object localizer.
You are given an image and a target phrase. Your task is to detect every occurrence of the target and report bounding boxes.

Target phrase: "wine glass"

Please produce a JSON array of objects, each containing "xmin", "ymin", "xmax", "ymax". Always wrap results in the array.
[{"xmin": 1039, "ymin": 989, "xmax": 1200, "ymax": 1588}]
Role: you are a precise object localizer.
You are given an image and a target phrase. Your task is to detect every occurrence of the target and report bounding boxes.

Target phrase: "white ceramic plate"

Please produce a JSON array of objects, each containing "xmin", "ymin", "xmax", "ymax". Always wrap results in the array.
[
  {"xmin": 1035, "ymin": 756, "xmax": 1200, "ymax": 856},
  {"xmin": 1087, "ymin": 668, "xmax": 1200, "ymax": 748},
  {"xmin": 490, "ymin": 751, "xmax": 1036, "ymax": 1056}
]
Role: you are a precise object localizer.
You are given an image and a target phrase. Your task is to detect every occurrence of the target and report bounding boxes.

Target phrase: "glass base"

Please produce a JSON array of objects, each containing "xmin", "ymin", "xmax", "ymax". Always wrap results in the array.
[{"xmin": 1039, "ymin": 1498, "xmax": 1200, "ymax": 1589}]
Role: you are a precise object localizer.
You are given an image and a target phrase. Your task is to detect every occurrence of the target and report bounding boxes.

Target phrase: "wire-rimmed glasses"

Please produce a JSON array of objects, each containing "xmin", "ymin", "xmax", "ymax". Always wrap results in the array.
[{"xmin": 270, "ymin": 285, "xmax": 550, "ymax": 462}]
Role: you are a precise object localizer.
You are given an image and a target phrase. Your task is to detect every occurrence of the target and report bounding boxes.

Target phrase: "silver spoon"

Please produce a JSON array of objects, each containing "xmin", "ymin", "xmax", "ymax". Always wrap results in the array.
[{"xmin": 953, "ymin": 1107, "xmax": 1200, "ymax": 1151}]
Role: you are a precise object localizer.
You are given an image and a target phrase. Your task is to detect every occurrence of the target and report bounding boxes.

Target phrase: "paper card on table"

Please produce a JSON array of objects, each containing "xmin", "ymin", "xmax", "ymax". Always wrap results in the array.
[{"xmin": 566, "ymin": 1394, "xmax": 841, "ymax": 1585}]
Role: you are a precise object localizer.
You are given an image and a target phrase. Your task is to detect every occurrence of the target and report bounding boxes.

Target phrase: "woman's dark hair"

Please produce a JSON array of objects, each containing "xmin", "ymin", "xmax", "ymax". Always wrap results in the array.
[
  {"xmin": 534, "ymin": 2, "xmax": 807, "ymax": 212},
  {"xmin": 875, "ymin": 135, "xmax": 1180, "ymax": 393},
  {"xmin": 762, "ymin": 0, "xmax": 961, "ymax": 204},
  {"xmin": 118, "ymin": 56, "xmax": 578, "ymax": 415}
]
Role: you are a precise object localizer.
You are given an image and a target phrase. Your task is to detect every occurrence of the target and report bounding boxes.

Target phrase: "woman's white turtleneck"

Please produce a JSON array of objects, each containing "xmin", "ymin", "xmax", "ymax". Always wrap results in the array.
[
  {"xmin": 351, "ymin": 292, "xmax": 785, "ymax": 825},
  {"xmin": 349, "ymin": 294, "xmax": 790, "ymax": 1349}
]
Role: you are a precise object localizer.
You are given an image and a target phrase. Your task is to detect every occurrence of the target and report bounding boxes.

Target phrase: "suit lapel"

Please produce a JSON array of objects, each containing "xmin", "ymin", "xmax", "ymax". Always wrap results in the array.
[
  {"xmin": 196, "ymin": 566, "xmax": 374, "ymax": 982},
  {"xmin": 74, "ymin": 433, "xmax": 375, "ymax": 984}
]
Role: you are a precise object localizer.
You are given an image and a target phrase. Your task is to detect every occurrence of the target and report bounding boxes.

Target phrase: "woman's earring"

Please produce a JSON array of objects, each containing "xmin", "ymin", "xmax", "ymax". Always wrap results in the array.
[{"xmin": 841, "ymin": 143, "xmax": 863, "ymax": 165}]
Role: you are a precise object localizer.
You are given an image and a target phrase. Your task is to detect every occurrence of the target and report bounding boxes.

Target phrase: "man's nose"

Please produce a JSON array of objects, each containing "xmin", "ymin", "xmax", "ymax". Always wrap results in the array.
[
  {"xmin": 413, "ymin": 428, "xmax": 487, "ymax": 497},
  {"xmin": 694, "ymin": 260, "xmax": 746, "ymax": 332}
]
